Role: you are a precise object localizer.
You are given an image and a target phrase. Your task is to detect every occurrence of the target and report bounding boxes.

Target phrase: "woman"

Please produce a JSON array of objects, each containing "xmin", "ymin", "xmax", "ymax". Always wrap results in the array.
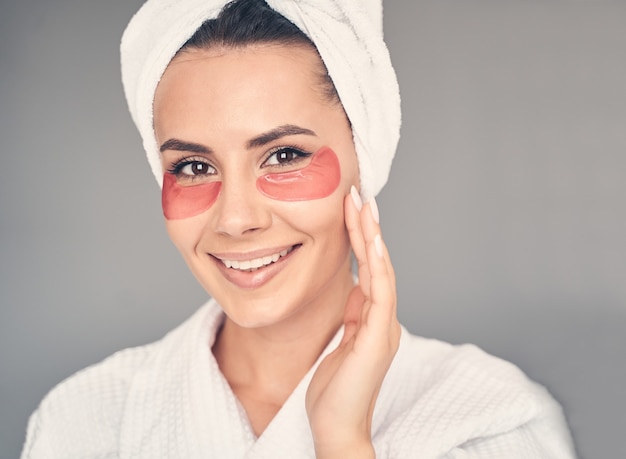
[{"xmin": 22, "ymin": 0, "xmax": 575, "ymax": 457}]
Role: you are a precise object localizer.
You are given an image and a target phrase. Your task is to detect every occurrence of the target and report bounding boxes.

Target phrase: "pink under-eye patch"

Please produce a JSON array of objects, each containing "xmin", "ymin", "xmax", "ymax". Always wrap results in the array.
[
  {"xmin": 256, "ymin": 146, "xmax": 341, "ymax": 201},
  {"xmin": 161, "ymin": 146, "xmax": 341, "ymax": 220},
  {"xmin": 162, "ymin": 173, "xmax": 221, "ymax": 220}
]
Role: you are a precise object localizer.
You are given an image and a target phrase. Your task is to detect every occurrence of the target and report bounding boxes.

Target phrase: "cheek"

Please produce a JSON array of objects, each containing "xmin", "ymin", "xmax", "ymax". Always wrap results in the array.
[
  {"xmin": 257, "ymin": 147, "xmax": 341, "ymax": 201},
  {"xmin": 165, "ymin": 216, "xmax": 208, "ymax": 263},
  {"xmin": 284, "ymin": 192, "xmax": 350, "ymax": 254},
  {"xmin": 162, "ymin": 173, "xmax": 222, "ymax": 220}
]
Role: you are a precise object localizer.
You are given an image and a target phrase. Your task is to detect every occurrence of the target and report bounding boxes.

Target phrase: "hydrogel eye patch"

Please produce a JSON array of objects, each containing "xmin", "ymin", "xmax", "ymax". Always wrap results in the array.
[
  {"xmin": 162, "ymin": 147, "xmax": 341, "ymax": 220},
  {"xmin": 256, "ymin": 146, "xmax": 340, "ymax": 201},
  {"xmin": 162, "ymin": 173, "xmax": 221, "ymax": 220}
]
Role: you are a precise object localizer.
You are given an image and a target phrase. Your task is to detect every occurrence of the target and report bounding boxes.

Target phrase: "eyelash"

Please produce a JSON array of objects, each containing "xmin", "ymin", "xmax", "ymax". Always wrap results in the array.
[
  {"xmin": 166, "ymin": 156, "xmax": 216, "ymax": 179},
  {"xmin": 165, "ymin": 145, "xmax": 313, "ymax": 180},
  {"xmin": 262, "ymin": 146, "xmax": 312, "ymax": 168}
]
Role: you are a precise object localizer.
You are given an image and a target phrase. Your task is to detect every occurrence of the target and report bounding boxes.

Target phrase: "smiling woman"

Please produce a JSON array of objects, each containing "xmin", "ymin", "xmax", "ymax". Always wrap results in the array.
[
  {"xmin": 20, "ymin": 0, "xmax": 576, "ymax": 458},
  {"xmin": 156, "ymin": 43, "xmax": 358, "ymax": 332}
]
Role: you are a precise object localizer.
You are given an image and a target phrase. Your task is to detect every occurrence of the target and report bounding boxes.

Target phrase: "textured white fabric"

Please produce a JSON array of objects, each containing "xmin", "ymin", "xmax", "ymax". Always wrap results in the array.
[
  {"xmin": 120, "ymin": 0, "xmax": 401, "ymax": 200},
  {"xmin": 22, "ymin": 299, "xmax": 576, "ymax": 458}
]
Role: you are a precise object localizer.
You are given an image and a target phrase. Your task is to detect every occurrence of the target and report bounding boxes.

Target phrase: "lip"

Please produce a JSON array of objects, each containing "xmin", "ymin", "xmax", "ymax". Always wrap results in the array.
[
  {"xmin": 211, "ymin": 244, "xmax": 295, "ymax": 262},
  {"xmin": 210, "ymin": 244, "xmax": 300, "ymax": 289}
]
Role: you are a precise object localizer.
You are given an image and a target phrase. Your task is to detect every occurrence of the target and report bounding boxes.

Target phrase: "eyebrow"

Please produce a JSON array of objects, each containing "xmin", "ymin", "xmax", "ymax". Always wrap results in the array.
[
  {"xmin": 246, "ymin": 124, "xmax": 317, "ymax": 149},
  {"xmin": 159, "ymin": 138, "xmax": 211, "ymax": 154},
  {"xmin": 159, "ymin": 124, "xmax": 317, "ymax": 154}
]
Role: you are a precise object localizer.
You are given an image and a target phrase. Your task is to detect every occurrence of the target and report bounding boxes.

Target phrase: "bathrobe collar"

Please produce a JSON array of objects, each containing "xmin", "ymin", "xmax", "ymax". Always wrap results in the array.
[{"xmin": 119, "ymin": 299, "xmax": 343, "ymax": 458}]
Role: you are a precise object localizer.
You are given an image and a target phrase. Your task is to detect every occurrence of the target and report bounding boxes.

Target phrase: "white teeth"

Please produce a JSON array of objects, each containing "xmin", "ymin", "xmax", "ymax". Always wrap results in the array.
[
  {"xmin": 239, "ymin": 260, "xmax": 251, "ymax": 270},
  {"xmin": 250, "ymin": 258, "xmax": 264, "ymax": 269},
  {"xmin": 219, "ymin": 247, "xmax": 294, "ymax": 272}
]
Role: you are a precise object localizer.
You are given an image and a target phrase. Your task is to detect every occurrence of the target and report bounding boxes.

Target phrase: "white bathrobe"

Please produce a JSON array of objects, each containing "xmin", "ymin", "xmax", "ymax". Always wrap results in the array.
[{"xmin": 22, "ymin": 299, "xmax": 576, "ymax": 458}]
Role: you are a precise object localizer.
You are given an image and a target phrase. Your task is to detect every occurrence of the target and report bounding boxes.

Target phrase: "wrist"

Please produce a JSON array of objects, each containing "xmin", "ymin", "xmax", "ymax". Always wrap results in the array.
[{"xmin": 314, "ymin": 439, "xmax": 375, "ymax": 459}]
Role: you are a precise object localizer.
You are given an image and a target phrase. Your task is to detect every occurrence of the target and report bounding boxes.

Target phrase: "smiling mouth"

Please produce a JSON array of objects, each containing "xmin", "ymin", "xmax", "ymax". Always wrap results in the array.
[{"xmin": 216, "ymin": 245, "xmax": 298, "ymax": 272}]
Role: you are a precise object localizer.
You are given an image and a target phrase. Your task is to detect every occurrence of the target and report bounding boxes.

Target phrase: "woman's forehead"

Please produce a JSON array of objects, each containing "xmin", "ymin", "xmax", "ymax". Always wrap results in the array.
[
  {"xmin": 163, "ymin": 44, "xmax": 323, "ymax": 86},
  {"xmin": 154, "ymin": 45, "xmax": 342, "ymax": 137}
]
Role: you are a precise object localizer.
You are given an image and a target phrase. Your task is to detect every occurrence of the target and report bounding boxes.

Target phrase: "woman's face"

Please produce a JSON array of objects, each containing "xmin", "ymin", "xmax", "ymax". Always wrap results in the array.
[{"xmin": 153, "ymin": 44, "xmax": 359, "ymax": 328}]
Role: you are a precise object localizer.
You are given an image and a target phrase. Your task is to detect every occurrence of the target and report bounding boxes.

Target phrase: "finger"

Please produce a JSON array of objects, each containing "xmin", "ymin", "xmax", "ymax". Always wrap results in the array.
[
  {"xmin": 364, "ymin": 234, "xmax": 395, "ymax": 331},
  {"xmin": 366, "ymin": 235, "xmax": 399, "ymax": 351},
  {"xmin": 360, "ymin": 200, "xmax": 396, "ymax": 333},
  {"xmin": 344, "ymin": 187, "xmax": 371, "ymax": 295},
  {"xmin": 361, "ymin": 198, "xmax": 396, "ymax": 300},
  {"xmin": 340, "ymin": 286, "xmax": 365, "ymax": 345},
  {"xmin": 360, "ymin": 198, "xmax": 380, "ymax": 253},
  {"xmin": 380, "ymin": 237, "xmax": 397, "ymax": 314},
  {"xmin": 367, "ymin": 222, "xmax": 397, "ymax": 313}
]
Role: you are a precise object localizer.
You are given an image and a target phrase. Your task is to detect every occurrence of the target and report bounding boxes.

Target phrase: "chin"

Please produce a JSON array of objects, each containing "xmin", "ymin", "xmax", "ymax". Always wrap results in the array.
[{"xmin": 216, "ymin": 295, "xmax": 302, "ymax": 329}]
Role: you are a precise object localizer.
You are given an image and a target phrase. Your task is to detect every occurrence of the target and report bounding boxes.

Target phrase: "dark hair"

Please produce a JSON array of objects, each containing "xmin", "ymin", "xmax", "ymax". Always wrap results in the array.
[{"xmin": 178, "ymin": 0, "xmax": 339, "ymax": 103}]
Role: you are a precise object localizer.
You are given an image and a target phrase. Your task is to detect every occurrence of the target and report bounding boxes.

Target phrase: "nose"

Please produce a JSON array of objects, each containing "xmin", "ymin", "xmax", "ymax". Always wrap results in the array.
[{"xmin": 210, "ymin": 175, "xmax": 272, "ymax": 238}]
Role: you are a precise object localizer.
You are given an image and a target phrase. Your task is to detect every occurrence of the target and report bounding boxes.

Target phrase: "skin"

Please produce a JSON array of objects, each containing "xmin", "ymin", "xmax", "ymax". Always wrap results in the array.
[{"xmin": 153, "ymin": 43, "xmax": 400, "ymax": 458}]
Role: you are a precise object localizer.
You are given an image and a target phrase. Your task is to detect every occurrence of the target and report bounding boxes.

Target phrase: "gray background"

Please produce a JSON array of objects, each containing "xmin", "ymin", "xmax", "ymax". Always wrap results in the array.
[{"xmin": 1, "ymin": 0, "xmax": 624, "ymax": 457}]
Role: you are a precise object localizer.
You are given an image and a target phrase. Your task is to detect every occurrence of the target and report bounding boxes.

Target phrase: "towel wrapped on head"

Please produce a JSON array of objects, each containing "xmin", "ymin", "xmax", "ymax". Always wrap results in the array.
[{"xmin": 121, "ymin": 0, "xmax": 401, "ymax": 200}]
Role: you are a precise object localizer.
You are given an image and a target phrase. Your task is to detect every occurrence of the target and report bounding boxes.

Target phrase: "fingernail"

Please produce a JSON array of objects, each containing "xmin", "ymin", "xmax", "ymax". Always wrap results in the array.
[
  {"xmin": 350, "ymin": 185, "xmax": 362, "ymax": 211},
  {"xmin": 374, "ymin": 234, "xmax": 384, "ymax": 258},
  {"xmin": 369, "ymin": 197, "xmax": 380, "ymax": 224}
]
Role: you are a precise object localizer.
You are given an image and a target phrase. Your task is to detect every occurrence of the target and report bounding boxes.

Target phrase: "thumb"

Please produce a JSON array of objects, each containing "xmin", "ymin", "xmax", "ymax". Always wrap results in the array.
[{"xmin": 341, "ymin": 286, "xmax": 365, "ymax": 345}]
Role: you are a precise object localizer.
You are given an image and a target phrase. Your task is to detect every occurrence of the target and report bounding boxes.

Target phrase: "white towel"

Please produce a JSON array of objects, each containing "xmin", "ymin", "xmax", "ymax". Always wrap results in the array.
[{"xmin": 121, "ymin": 0, "xmax": 401, "ymax": 200}]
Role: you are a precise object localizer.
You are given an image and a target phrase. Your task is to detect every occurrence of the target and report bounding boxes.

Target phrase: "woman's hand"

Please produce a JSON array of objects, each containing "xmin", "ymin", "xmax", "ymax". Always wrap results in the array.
[{"xmin": 306, "ymin": 186, "xmax": 401, "ymax": 459}]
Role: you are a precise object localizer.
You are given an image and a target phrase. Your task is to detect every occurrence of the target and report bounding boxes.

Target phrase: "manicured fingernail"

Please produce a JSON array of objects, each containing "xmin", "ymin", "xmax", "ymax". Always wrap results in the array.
[
  {"xmin": 374, "ymin": 234, "xmax": 384, "ymax": 258},
  {"xmin": 369, "ymin": 197, "xmax": 379, "ymax": 224},
  {"xmin": 350, "ymin": 185, "xmax": 362, "ymax": 211}
]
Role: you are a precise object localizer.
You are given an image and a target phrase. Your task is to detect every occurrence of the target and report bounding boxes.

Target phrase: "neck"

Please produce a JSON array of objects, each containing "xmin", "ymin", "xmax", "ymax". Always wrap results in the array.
[{"xmin": 212, "ymin": 261, "xmax": 354, "ymax": 398}]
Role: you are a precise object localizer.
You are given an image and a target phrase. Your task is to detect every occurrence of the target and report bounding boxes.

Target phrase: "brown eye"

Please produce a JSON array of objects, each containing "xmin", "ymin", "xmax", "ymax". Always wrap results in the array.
[
  {"xmin": 264, "ymin": 147, "xmax": 312, "ymax": 167},
  {"xmin": 192, "ymin": 162, "xmax": 209, "ymax": 174},
  {"xmin": 181, "ymin": 161, "xmax": 215, "ymax": 176},
  {"xmin": 276, "ymin": 150, "xmax": 295, "ymax": 163}
]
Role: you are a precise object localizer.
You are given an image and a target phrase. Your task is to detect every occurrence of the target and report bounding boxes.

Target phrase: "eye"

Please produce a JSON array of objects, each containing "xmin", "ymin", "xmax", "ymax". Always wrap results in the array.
[
  {"xmin": 263, "ymin": 147, "xmax": 312, "ymax": 167},
  {"xmin": 166, "ymin": 157, "xmax": 217, "ymax": 178},
  {"xmin": 180, "ymin": 161, "xmax": 215, "ymax": 176}
]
